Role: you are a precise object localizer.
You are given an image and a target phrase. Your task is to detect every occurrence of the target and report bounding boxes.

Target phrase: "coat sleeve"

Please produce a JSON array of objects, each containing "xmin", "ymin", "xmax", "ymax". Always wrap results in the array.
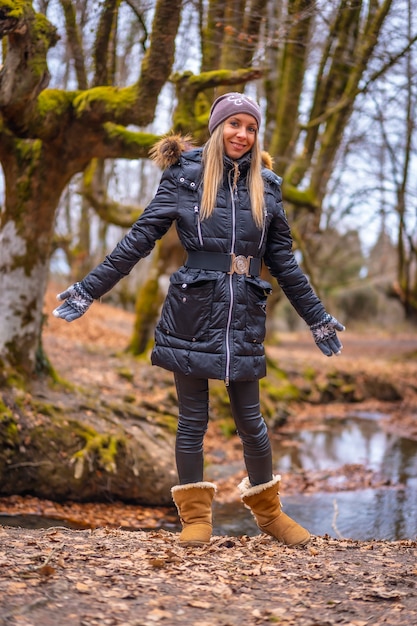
[
  {"xmin": 82, "ymin": 168, "xmax": 179, "ymax": 299},
  {"xmin": 263, "ymin": 197, "xmax": 326, "ymax": 327}
]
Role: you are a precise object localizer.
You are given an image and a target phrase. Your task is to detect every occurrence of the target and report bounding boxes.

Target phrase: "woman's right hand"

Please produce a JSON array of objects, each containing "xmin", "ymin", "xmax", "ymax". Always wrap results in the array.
[{"xmin": 52, "ymin": 282, "xmax": 94, "ymax": 322}]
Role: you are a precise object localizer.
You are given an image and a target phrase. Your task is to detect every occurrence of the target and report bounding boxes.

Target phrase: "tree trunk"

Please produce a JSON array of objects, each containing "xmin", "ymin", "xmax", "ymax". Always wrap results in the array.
[
  {"xmin": 0, "ymin": 145, "xmax": 71, "ymax": 376},
  {"xmin": 0, "ymin": 0, "xmax": 183, "ymax": 378},
  {"xmin": 268, "ymin": 0, "xmax": 314, "ymax": 173}
]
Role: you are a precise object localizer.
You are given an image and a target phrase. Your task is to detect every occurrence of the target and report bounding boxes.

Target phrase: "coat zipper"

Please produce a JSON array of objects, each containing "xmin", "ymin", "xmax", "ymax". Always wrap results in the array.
[
  {"xmin": 194, "ymin": 205, "xmax": 203, "ymax": 247},
  {"xmin": 225, "ymin": 171, "xmax": 237, "ymax": 386}
]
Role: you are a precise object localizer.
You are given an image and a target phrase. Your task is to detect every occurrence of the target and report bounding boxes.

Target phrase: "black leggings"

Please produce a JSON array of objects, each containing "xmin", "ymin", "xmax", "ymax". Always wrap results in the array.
[{"xmin": 174, "ymin": 372, "xmax": 272, "ymax": 486}]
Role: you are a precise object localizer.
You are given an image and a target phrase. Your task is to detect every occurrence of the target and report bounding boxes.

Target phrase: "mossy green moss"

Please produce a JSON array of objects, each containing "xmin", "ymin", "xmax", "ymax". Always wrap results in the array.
[
  {"xmin": 1, "ymin": 362, "xmax": 26, "ymax": 390},
  {"xmin": 218, "ymin": 417, "xmax": 237, "ymax": 439},
  {"xmin": 303, "ymin": 365, "xmax": 317, "ymax": 381},
  {"xmin": 33, "ymin": 11, "xmax": 57, "ymax": 40},
  {"xmin": 312, "ymin": 370, "xmax": 359, "ymax": 402},
  {"xmin": 71, "ymin": 424, "xmax": 124, "ymax": 477},
  {"xmin": 129, "ymin": 273, "xmax": 163, "ymax": 356},
  {"xmin": 32, "ymin": 12, "xmax": 58, "ymax": 51},
  {"xmin": 208, "ymin": 382, "xmax": 230, "ymax": 420},
  {"xmin": 31, "ymin": 399, "xmax": 64, "ymax": 418},
  {"xmin": 265, "ymin": 353, "xmax": 288, "ymax": 377},
  {"xmin": 152, "ymin": 414, "xmax": 178, "ymax": 435},
  {"xmin": 0, "ymin": 403, "xmax": 19, "ymax": 448},
  {"xmin": 73, "ymin": 85, "xmax": 137, "ymax": 117},
  {"xmin": 103, "ymin": 123, "xmax": 157, "ymax": 151},
  {"xmin": 262, "ymin": 378, "xmax": 302, "ymax": 403},
  {"xmin": 116, "ymin": 367, "xmax": 134, "ymax": 383},
  {"xmin": 281, "ymin": 181, "xmax": 318, "ymax": 209},
  {"xmin": 15, "ymin": 137, "xmax": 42, "ymax": 165},
  {"xmin": 36, "ymin": 89, "xmax": 75, "ymax": 119},
  {"xmin": 0, "ymin": 0, "xmax": 27, "ymax": 19},
  {"xmin": 13, "ymin": 138, "xmax": 43, "ymax": 207},
  {"xmin": 26, "ymin": 13, "xmax": 59, "ymax": 86}
]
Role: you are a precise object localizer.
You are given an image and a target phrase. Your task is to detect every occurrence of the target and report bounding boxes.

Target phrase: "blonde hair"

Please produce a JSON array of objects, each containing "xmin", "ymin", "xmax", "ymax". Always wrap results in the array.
[{"xmin": 200, "ymin": 123, "xmax": 265, "ymax": 228}]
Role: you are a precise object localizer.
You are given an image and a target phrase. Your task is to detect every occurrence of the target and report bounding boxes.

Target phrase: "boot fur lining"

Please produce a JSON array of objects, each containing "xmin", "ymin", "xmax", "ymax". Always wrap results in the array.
[
  {"xmin": 238, "ymin": 474, "xmax": 281, "ymax": 498},
  {"xmin": 171, "ymin": 481, "xmax": 217, "ymax": 495}
]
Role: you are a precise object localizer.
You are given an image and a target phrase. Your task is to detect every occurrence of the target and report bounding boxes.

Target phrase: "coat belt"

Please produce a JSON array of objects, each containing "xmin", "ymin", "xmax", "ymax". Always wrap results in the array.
[{"xmin": 185, "ymin": 251, "xmax": 261, "ymax": 277}]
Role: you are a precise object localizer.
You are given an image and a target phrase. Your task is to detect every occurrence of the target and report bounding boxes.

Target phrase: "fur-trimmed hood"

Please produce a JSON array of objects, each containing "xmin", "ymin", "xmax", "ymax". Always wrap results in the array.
[{"xmin": 149, "ymin": 133, "xmax": 274, "ymax": 171}]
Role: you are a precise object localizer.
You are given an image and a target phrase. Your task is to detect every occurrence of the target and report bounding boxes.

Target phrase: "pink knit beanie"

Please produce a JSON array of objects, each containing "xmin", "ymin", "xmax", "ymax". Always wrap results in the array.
[{"xmin": 208, "ymin": 92, "xmax": 261, "ymax": 134}]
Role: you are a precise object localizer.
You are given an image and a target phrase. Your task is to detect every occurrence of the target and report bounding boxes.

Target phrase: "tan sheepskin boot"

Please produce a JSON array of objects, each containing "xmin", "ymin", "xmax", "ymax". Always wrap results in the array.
[
  {"xmin": 171, "ymin": 482, "xmax": 217, "ymax": 546},
  {"xmin": 238, "ymin": 475, "xmax": 310, "ymax": 547}
]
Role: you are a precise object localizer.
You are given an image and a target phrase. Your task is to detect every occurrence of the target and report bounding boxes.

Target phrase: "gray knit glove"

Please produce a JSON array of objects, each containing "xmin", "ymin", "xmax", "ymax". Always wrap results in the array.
[
  {"xmin": 52, "ymin": 282, "xmax": 94, "ymax": 322},
  {"xmin": 310, "ymin": 313, "xmax": 345, "ymax": 356}
]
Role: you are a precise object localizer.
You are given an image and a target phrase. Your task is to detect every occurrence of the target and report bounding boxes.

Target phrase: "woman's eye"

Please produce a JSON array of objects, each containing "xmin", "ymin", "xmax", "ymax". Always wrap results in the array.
[{"xmin": 248, "ymin": 126, "xmax": 256, "ymax": 133}]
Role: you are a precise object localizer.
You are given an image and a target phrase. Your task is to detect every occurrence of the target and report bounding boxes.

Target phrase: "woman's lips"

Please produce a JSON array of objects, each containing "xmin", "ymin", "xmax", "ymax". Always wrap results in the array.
[{"xmin": 229, "ymin": 142, "xmax": 246, "ymax": 151}]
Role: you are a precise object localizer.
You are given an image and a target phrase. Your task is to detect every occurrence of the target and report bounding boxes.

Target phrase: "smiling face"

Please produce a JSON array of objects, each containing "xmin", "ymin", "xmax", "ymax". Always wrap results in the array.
[{"xmin": 222, "ymin": 113, "xmax": 258, "ymax": 159}]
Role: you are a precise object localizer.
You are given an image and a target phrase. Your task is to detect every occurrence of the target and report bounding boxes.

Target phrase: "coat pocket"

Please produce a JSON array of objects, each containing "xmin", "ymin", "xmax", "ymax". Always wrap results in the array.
[
  {"xmin": 244, "ymin": 277, "xmax": 272, "ymax": 344},
  {"xmin": 157, "ymin": 273, "xmax": 216, "ymax": 341}
]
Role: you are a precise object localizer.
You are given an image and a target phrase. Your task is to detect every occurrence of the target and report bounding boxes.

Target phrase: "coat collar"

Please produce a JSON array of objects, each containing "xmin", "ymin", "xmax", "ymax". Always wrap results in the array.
[{"xmin": 150, "ymin": 133, "xmax": 274, "ymax": 172}]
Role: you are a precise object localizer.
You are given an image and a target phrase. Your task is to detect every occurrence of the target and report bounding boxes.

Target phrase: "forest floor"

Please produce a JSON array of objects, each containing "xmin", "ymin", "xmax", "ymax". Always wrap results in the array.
[{"xmin": 1, "ymin": 283, "xmax": 417, "ymax": 626}]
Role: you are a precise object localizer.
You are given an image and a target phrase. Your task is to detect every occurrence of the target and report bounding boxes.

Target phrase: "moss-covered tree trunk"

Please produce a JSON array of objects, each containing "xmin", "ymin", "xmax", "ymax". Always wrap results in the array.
[
  {"xmin": 0, "ymin": 0, "xmax": 182, "ymax": 378},
  {"xmin": 0, "ymin": 141, "xmax": 75, "ymax": 376}
]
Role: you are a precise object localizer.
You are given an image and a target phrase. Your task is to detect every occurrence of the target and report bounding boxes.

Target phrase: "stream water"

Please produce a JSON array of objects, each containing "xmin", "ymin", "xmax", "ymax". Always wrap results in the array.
[
  {"xmin": 209, "ymin": 412, "xmax": 417, "ymax": 541},
  {"xmin": 1, "ymin": 413, "xmax": 417, "ymax": 541}
]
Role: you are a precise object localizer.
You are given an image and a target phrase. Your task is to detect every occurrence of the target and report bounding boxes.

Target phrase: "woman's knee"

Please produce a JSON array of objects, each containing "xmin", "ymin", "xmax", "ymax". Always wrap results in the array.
[
  {"xmin": 237, "ymin": 414, "xmax": 268, "ymax": 442},
  {"xmin": 177, "ymin": 414, "xmax": 208, "ymax": 440}
]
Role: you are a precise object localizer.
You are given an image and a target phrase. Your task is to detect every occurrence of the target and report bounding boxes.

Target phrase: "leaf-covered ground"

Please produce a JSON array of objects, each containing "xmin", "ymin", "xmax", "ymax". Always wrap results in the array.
[
  {"xmin": 0, "ymin": 525, "xmax": 416, "ymax": 626},
  {"xmin": 1, "ymin": 283, "xmax": 417, "ymax": 625}
]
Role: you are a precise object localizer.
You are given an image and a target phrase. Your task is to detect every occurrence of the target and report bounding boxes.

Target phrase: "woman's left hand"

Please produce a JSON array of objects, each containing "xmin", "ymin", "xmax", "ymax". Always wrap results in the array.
[
  {"xmin": 52, "ymin": 282, "xmax": 94, "ymax": 322},
  {"xmin": 309, "ymin": 314, "xmax": 345, "ymax": 356}
]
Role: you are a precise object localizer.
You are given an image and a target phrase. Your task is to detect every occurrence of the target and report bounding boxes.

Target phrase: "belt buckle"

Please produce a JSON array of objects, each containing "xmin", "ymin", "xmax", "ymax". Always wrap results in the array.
[{"xmin": 229, "ymin": 254, "xmax": 252, "ymax": 276}]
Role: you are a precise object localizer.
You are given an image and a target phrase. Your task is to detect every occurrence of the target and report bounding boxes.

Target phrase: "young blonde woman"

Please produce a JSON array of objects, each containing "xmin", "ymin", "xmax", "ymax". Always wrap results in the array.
[{"xmin": 54, "ymin": 92, "xmax": 345, "ymax": 547}]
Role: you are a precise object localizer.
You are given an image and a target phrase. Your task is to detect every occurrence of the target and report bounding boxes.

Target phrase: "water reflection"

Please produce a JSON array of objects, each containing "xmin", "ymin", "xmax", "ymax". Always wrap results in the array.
[
  {"xmin": 211, "ymin": 487, "xmax": 417, "ymax": 541},
  {"xmin": 212, "ymin": 414, "xmax": 417, "ymax": 541},
  {"xmin": 272, "ymin": 415, "xmax": 417, "ymax": 486},
  {"xmin": 278, "ymin": 487, "xmax": 417, "ymax": 541}
]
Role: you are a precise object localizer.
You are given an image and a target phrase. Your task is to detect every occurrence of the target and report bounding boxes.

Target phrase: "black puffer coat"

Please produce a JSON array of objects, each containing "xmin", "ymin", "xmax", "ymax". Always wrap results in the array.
[{"xmin": 82, "ymin": 136, "xmax": 326, "ymax": 383}]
